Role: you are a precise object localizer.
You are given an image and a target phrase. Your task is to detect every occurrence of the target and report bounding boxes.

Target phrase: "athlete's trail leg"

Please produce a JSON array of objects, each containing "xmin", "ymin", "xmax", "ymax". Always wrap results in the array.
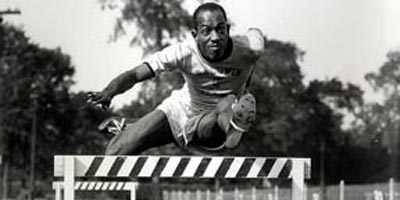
[{"xmin": 106, "ymin": 110, "xmax": 174, "ymax": 155}]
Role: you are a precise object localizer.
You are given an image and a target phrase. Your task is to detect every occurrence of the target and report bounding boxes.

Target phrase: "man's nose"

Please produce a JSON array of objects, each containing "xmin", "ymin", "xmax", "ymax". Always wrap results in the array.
[{"xmin": 210, "ymin": 30, "xmax": 220, "ymax": 41}]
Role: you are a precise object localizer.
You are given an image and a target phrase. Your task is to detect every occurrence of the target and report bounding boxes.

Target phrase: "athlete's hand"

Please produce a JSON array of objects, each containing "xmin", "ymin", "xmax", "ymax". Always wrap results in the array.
[{"xmin": 86, "ymin": 91, "xmax": 112, "ymax": 110}]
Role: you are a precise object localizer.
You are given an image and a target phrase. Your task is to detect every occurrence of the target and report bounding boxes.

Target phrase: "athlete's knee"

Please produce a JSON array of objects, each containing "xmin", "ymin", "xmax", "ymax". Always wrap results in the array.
[
  {"xmin": 105, "ymin": 136, "xmax": 124, "ymax": 155},
  {"xmin": 104, "ymin": 131, "xmax": 138, "ymax": 155},
  {"xmin": 105, "ymin": 138, "xmax": 140, "ymax": 155},
  {"xmin": 105, "ymin": 144, "xmax": 119, "ymax": 155}
]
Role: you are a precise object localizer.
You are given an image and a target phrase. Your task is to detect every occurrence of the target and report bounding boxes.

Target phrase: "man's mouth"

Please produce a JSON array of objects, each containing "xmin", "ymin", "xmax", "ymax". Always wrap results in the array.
[{"xmin": 210, "ymin": 45, "xmax": 221, "ymax": 51}]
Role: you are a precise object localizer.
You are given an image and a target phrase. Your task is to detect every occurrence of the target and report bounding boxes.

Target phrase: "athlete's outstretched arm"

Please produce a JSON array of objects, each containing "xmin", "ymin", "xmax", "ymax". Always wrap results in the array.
[{"xmin": 87, "ymin": 63, "xmax": 155, "ymax": 109}]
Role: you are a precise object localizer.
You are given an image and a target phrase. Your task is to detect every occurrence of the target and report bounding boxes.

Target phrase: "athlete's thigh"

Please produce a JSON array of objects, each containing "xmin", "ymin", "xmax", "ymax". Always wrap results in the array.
[
  {"xmin": 106, "ymin": 109, "xmax": 174, "ymax": 155},
  {"xmin": 136, "ymin": 109, "xmax": 175, "ymax": 150}
]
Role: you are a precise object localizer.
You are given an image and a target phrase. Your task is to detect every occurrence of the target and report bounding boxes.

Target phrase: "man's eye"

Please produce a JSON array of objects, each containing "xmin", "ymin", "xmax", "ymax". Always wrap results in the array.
[
  {"xmin": 217, "ymin": 27, "xmax": 226, "ymax": 34},
  {"xmin": 201, "ymin": 28, "xmax": 211, "ymax": 35}
]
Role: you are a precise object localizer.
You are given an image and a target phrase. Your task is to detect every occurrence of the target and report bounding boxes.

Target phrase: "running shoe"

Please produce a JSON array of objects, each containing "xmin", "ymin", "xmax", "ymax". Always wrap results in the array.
[
  {"xmin": 225, "ymin": 93, "xmax": 256, "ymax": 148},
  {"xmin": 98, "ymin": 117, "xmax": 126, "ymax": 135}
]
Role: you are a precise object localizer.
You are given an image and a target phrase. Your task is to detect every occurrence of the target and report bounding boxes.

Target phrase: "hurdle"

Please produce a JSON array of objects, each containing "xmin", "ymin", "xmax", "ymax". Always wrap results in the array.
[
  {"xmin": 52, "ymin": 181, "xmax": 137, "ymax": 200},
  {"xmin": 54, "ymin": 155, "xmax": 311, "ymax": 200}
]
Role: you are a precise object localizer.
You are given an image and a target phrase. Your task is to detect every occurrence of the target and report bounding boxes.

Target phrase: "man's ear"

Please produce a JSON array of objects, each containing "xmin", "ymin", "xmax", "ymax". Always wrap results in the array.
[{"xmin": 191, "ymin": 29, "xmax": 197, "ymax": 38}]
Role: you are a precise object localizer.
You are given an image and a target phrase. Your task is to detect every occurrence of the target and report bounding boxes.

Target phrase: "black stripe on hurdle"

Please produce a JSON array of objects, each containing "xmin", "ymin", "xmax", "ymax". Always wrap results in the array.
[
  {"xmin": 129, "ymin": 157, "xmax": 147, "ymax": 177},
  {"xmin": 152, "ymin": 157, "xmax": 169, "ymax": 177},
  {"xmin": 257, "ymin": 158, "xmax": 275, "ymax": 177},
  {"xmin": 194, "ymin": 157, "xmax": 211, "ymax": 177},
  {"xmin": 173, "ymin": 157, "xmax": 190, "ymax": 176},
  {"xmin": 215, "ymin": 158, "xmax": 234, "ymax": 178},
  {"xmin": 108, "ymin": 157, "xmax": 126, "ymax": 177},
  {"xmin": 236, "ymin": 158, "xmax": 255, "ymax": 177},
  {"xmin": 85, "ymin": 157, "xmax": 104, "ymax": 176},
  {"xmin": 278, "ymin": 159, "xmax": 292, "ymax": 178}
]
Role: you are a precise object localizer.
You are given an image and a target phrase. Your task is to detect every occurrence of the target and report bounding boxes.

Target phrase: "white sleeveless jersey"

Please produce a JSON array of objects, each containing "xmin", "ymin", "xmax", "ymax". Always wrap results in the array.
[{"xmin": 144, "ymin": 28, "xmax": 264, "ymax": 114}]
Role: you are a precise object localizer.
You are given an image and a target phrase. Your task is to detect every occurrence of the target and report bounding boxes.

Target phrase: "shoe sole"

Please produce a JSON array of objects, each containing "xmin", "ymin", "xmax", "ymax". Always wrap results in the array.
[
  {"xmin": 231, "ymin": 93, "xmax": 256, "ymax": 131},
  {"xmin": 98, "ymin": 117, "xmax": 126, "ymax": 135},
  {"xmin": 225, "ymin": 93, "xmax": 256, "ymax": 149}
]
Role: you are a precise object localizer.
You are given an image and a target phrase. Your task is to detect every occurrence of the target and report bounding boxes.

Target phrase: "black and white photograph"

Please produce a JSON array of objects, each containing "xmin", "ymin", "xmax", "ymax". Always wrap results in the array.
[{"xmin": 1, "ymin": 0, "xmax": 400, "ymax": 199}]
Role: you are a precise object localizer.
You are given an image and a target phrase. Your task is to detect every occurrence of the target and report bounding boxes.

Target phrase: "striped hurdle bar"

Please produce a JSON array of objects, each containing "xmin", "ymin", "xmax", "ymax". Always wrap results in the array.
[
  {"xmin": 54, "ymin": 155, "xmax": 311, "ymax": 200},
  {"xmin": 52, "ymin": 181, "xmax": 137, "ymax": 200}
]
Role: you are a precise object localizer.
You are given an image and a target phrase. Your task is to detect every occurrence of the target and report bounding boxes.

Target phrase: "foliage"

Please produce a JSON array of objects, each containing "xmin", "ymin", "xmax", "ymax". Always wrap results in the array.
[
  {"xmin": 0, "ymin": 24, "xmax": 110, "ymax": 195},
  {"xmin": 99, "ymin": 0, "xmax": 192, "ymax": 53},
  {"xmin": 354, "ymin": 50, "xmax": 400, "ymax": 180}
]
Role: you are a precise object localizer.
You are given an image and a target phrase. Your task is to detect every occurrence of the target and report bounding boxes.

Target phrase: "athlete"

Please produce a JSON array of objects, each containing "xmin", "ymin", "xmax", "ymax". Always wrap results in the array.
[{"xmin": 86, "ymin": 2, "xmax": 265, "ymax": 155}]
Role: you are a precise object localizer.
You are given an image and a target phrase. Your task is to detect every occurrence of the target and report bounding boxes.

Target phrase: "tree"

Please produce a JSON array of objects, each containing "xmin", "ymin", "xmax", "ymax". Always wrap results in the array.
[
  {"xmin": 100, "ymin": 0, "xmax": 192, "ymax": 52},
  {"xmin": 0, "ymin": 23, "xmax": 111, "ymax": 198},
  {"xmin": 0, "ymin": 23, "xmax": 73, "ymax": 196},
  {"xmin": 232, "ymin": 39, "xmax": 371, "ymax": 200},
  {"xmin": 362, "ymin": 50, "xmax": 400, "ymax": 180}
]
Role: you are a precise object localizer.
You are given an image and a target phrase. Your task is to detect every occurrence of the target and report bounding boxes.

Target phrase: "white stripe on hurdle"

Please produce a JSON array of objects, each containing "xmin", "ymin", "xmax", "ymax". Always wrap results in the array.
[
  {"xmin": 268, "ymin": 158, "xmax": 287, "ymax": 178},
  {"xmin": 88, "ymin": 182, "xmax": 96, "ymax": 190},
  {"xmin": 160, "ymin": 156, "xmax": 181, "ymax": 177},
  {"xmin": 138, "ymin": 156, "xmax": 160, "ymax": 177},
  {"xmin": 225, "ymin": 157, "xmax": 245, "ymax": 178},
  {"xmin": 109, "ymin": 182, "xmax": 117, "ymax": 190},
  {"xmin": 95, "ymin": 156, "xmax": 116, "ymax": 176},
  {"xmin": 101, "ymin": 182, "xmax": 110, "ymax": 190},
  {"xmin": 95, "ymin": 182, "xmax": 102, "ymax": 190},
  {"xmin": 81, "ymin": 182, "xmax": 89, "ymax": 190},
  {"xmin": 117, "ymin": 156, "xmax": 139, "ymax": 177},
  {"xmin": 203, "ymin": 157, "xmax": 224, "ymax": 178},
  {"xmin": 181, "ymin": 157, "xmax": 202, "ymax": 177},
  {"xmin": 116, "ymin": 182, "xmax": 124, "ymax": 190},
  {"xmin": 248, "ymin": 158, "xmax": 266, "ymax": 178}
]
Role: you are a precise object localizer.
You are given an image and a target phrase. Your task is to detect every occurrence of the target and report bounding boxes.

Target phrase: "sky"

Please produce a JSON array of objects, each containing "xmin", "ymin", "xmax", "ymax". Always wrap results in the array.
[{"xmin": 2, "ymin": 0, "xmax": 400, "ymax": 108}]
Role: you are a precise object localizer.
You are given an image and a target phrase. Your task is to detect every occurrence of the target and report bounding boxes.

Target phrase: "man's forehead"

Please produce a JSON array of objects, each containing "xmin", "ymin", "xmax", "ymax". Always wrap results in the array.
[{"xmin": 196, "ymin": 10, "xmax": 227, "ymax": 26}]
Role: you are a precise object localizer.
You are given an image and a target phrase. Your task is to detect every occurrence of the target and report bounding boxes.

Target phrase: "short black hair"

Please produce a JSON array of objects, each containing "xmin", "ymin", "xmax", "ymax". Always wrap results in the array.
[{"xmin": 192, "ymin": 2, "xmax": 227, "ymax": 29}]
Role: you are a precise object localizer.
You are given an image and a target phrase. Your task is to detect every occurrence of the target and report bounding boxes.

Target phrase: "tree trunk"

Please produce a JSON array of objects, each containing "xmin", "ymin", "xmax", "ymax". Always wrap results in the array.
[
  {"xmin": 391, "ymin": 87, "xmax": 399, "ymax": 180},
  {"xmin": 29, "ymin": 98, "xmax": 38, "ymax": 200},
  {"xmin": 320, "ymin": 139, "xmax": 326, "ymax": 200},
  {"xmin": 2, "ymin": 158, "xmax": 8, "ymax": 200}
]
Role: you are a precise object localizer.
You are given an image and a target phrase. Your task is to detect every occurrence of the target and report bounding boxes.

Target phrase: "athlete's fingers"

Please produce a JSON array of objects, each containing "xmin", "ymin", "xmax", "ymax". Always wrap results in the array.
[
  {"xmin": 86, "ymin": 91, "xmax": 112, "ymax": 110},
  {"xmin": 86, "ymin": 91, "xmax": 99, "ymax": 100},
  {"xmin": 101, "ymin": 102, "xmax": 110, "ymax": 110},
  {"xmin": 86, "ymin": 92, "xmax": 98, "ymax": 102},
  {"xmin": 86, "ymin": 92, "xmax": 105, "ymax": 104}
]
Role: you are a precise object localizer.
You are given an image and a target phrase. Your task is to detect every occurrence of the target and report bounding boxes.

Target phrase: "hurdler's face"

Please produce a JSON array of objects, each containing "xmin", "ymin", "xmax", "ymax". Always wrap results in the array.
[{"xmin": 193, "ymin": 10, "xmax": 230, "ymax": 62}]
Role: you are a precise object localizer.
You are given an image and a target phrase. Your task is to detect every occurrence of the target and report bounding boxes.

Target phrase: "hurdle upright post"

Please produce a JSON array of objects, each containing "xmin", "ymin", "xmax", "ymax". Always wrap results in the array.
[
  {"xmin": 53, "ymin": 182, "xmax": 62, "ymax": 200},
  {"xmin": 64, "ymin": 156, "xmax": 75, "ymax": 200},
  {"xmin": 389, "ymin": 178, "xmax": 394, "ymax": 200},
  {"xmin": 274, "ymin": 185, "xmax": 279, "ymax": 200},
  {"xmin": 339, "ymin": 180, "xmax": 345, "ymax": 200},
  {"xmin": 291, "ymin": 159, "xmax": 305, "ymax": 200}
]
